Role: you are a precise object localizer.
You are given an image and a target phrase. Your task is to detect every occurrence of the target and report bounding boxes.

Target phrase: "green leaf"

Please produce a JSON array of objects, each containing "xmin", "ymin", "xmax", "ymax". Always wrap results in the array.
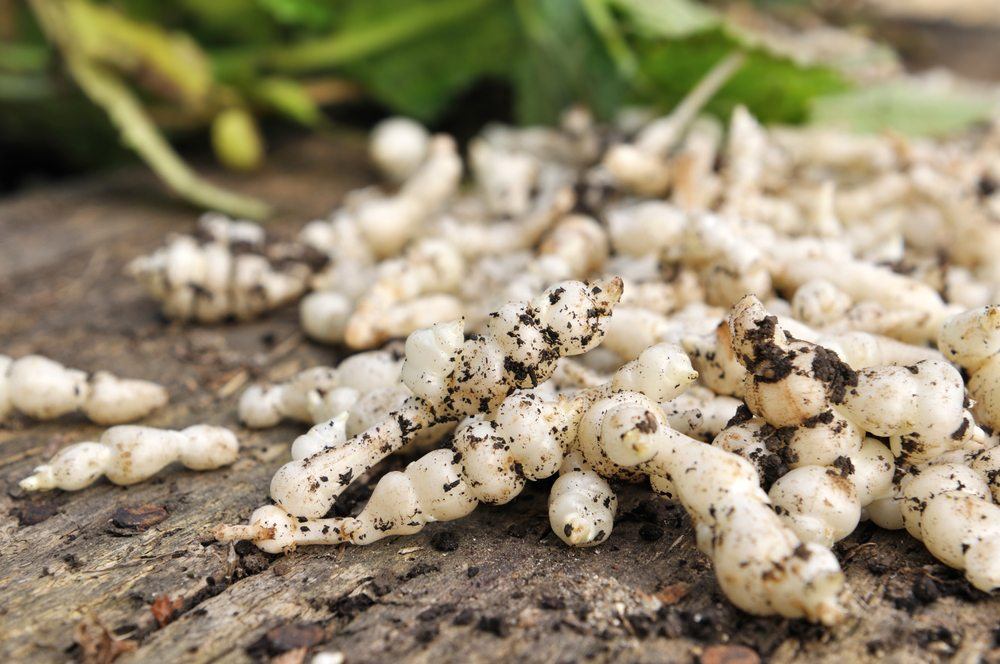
[
  {"xmin": 810, "ymin": 80, "xmax": 998, "ymax": 136},
  {"xmin": 250, "ymin": 76, "xmax": 323, "ymax": 125},
  {"xmin": 177, "ymin": 0, "xmax": 281, "ymax": 46},
  {"xmin": 339, "ymin": 0, "xmax": 520, "ymax": 121},
  {"xmin": 264, "ymin": 0, "xmax": 501, "ymax": 72},
  {"xmin": 579, "ymin": 0, "xmax": 640, "ymax": 80},
  {"xmin": 256, "ymin": 0, "xmax": 335, "ymax": 30},
  {"xmin": 0, "ymin": 42, "xmax": 53, "ymax": 74},
  {"xmin": 610, "ymin": 0, "xmax": 719, "ymax": 38},
  {"xmin": 635, "ymin": 28, "xmax": 849, "ymax": 124},
  {"xmin": 512, "ymin": 0, "xmax": 629, "ymax": 124}
]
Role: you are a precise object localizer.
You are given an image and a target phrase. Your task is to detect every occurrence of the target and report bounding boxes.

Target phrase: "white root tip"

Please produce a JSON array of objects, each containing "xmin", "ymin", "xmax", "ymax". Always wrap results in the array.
[
  {"xmin": 214, "ymin": 523, "xmax": 271, "ymax": 542},
  {"xmin": 18, "ymin": 466, "xmax": 53, "ymax": 492},
  {"xmin": 564, "ymin": 516, "xmax": 594, "ymax": 546}
]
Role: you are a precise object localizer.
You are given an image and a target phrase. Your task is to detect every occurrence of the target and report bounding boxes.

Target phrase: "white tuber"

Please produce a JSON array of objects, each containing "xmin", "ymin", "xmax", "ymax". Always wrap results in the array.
[
  {"xmin": 290, "ymin": 414, "xmax": 348, "ymax": 461},
  {"xmin": 356, "ymin": 135, "xmax": 462, "ymax": 258},
  {"xmin": 549, "ymin": 451, "xmax": 617, "ymax": 547},
  {"xmin": 218, "ymin": 342, "xmax": 692, "ymax": 552},
  {"xmin": 217, "ymin": 390, "xmax": 584, "ymax": 552},
  {"xmin": 469, "ymin": 138, "xmax": 540, "ymax": 216},
  {"xmin": 774, "ymin": 257, "xmax": 957, "ymax": 344},
  {"xmin": 728, "ymin": 296, "xmax": 975, "ymax": 468},
  {"xmin": 299, "ymin": 291, "xmax": 353, "ymax": 344},
  {"xmin": 238, "ymin": 351, "xmax": 401, "ymax": 428},
  {"xmin": 939, "ymin": 305, "xmax": 1000, "ymax": 431},
  {"xmin": 266, "ymin": 277, "xmax": 623, "ymax": 518},
  {"xmin": 344, "ymin": 239, "xmax": 466, "ymax": 348},
  {"xmin": 585, "ymin": 391, "xmax": 847, "ymax": 624},
  {"xmin": 661, "ymin": 386, "xmax": 741, "ymax": 442},
  {"xmin": 128, "ymin": 216, "xmax": 318, "ymax": 323},
  {"xmin": 920, "ymin": 493, "xmax": 1000, "ymax": 591},
  {"xmin": 899, "ymin": 461, "xmax": 1000, "ymax": 591},
  {"xmin": 728, "ymin": 296, "xmax": 864, "ymax": 467},
  {"xmin": 899, "ymin": 463, "xmax": 990, "ymax": 540},
  {"xmin": 745, "ymin": 436, "xmax": 894, "ymax": 547},
  {"xmin": 836, "ymin": 360, "xmax": 974, "ymax": 465},
  {"xmin": 369, "ymin": 117, "xmax": 430, "ymax": 182},
  {"xmin": 0, "ymin": 354, "xmax": 167, "ymax": 425},
  {"xmin": 768, "ymin": 466, "xmax": 860, "ymax": 548},
  {"xmin": 19, "ymin": 425, "xmax": 238, "ymax": 491}
]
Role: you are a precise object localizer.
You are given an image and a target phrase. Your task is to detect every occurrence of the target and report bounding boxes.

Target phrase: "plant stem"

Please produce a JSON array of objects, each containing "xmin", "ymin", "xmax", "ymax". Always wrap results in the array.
[
  {"xmin": 670, "ymin": 50, "xmax": 746, "ymax": 129},
  {"xmin": 579, "ymin": 0, "xmax": 639, "ymax": 81},
  {"xmin": 71, "ymin": 58, "xmax": 271, "ymax": 219},
  {"xmin": 29, "ymin": 0, "xmax": 270, "ymax": 220},
  {"xmin": 264, "ymin": 0, "xmax": 496, "ymax": 73}
]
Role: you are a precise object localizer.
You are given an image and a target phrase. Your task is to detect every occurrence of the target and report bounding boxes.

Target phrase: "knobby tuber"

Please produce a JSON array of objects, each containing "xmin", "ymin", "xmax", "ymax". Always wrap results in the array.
[
  {"xmin": 19, "ymin": 425, "xmax": 238, "ymax": 491},
  {"xmin": 0, "ymin": 354, "xmax": 167, "ymax": 424},
  {"xmin": 263, "ymin": 277, "xmax": 622, "ymax": 519}
]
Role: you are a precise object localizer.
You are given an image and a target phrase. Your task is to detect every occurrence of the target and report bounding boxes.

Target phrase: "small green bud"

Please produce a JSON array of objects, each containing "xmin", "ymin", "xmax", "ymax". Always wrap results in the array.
[{"xmin": 212, "ymin": 108, "xmax": 264, "ymax": 171}]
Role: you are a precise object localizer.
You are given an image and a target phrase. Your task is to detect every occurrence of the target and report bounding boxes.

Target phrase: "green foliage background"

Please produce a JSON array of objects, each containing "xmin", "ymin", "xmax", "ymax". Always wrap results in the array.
[{"xmin": 3, "ymin": 0, "xmax": 996, "ymax": 216}]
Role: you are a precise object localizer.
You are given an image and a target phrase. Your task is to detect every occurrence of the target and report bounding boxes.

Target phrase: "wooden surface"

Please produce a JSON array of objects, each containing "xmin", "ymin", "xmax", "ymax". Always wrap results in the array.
[{"xmin": 1, "ymin": 134, "xmax": 999, "ymax": 664}]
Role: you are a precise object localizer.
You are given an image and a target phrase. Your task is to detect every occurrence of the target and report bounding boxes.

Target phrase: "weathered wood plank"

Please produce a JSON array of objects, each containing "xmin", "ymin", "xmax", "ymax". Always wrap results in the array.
[{"xmin": 1, "ymin": 134, "xmax": 997, "ymax": 664}]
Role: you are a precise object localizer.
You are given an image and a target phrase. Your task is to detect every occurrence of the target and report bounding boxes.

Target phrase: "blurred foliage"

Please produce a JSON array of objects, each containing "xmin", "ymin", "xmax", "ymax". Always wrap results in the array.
[
  {"xmin": 2, "ymin": 0, "xmax": 996, "ymax": 217},
  {"xmin": 811, "ymin": 80, "xmax": 998, "ymax": 136}
]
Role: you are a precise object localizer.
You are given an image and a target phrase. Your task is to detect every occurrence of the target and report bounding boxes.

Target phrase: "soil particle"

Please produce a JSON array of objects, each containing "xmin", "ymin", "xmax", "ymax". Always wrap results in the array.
[
  {"xmin": 655, "ymin": 583, "xmax": 690, "ymax": 605},
  {"xmin": 635, "ymin": 410, "xmax": 658, "ymax": 434},
  {"xmin": 913, "ymin": 576, "xmax": 941, "ymax": 604},
  {"xmin": 506, "ymin": 523, "xmax": 528, "ymax": 539},
  {"xmin": 725, "ymin": 403, "xmax": 754, "ymax": 429},
  {"xmin": 453, "ymin": 608, "xmax": 476, "ymax": 626},
  {"xmin": 866, "ymin": 558, "xmax": 892, "ymax": 576},
  {"xmin": 539, "ymin": 595, "xmax": 566, "ymax": 610},
  {"xmin": 754, "ymin": 424, "xmax": 798, "ymax": 475},
  {"xmin": 618, "ymin": 500, "xmax": 660, "ymax": 525},
  {"xmin": 328, "ymin": 593, "xmax": 375, "ymax": 619},
  {"xmin": 231, "ymin": 543, "xmax": 274, "ymax": 578},
  {"xmin": 246, "ymin": 623, "xmax": 325, "ymax": 659},
  {"xmin": 926, "ymin": 566, "xmax": 989, "ymax": 603},
  {"xmin": 71, "ymin": 616, "xmax": 137, "ymax": 663},
  {"xmin": 639, "ymin": 523, "xmax": 665, "ymax": 542},
  {"xmin": 429, "ymin": 530, "xmax": 460, "ymax": 552},
  {"xmin": 401, "ymin": 562, "xmax": 439, "ymax": 580},
  {"xmin": 61, "ymin": 553, "xmax": 82, "ymax": 571},
  {"xmin": 109, "ymin": 504, "xmax": 169, "ymax": 532},
  {"xmin": 12, "ymin": 500, "xmax": 58, "ymax": 526},
  {"xmin": 476, "ymin": 615, "xmax": 511, "ymax": 637},
  {"xmin": 978, "ymin": 174, "xmax": 997, "ymax": 198},
  {"xmin": 415, "ymin": 624, "xmax": 439, "ymax": 644},
  {"xmin": 810, "ymin": 347, "xmax": 858, "ymax": 404},
  {"xmin": 680, "ymin": 609, "xmax": 725, "ymax": 641},
  {"xmin": 758, "ymin": 454, "xmax": 788, "ymax": 492},
  {"xmin": 418, "ymin": 603, "xmax": 455, "ymax": 622},
  {"xmin": 369, "ymin": 573, "xmax": 395, "ymax": 597},
  {"xmin": 259, "ymin": 331, "xmax": 277, "ymax": 347},
  {"xmin": 832, "ymin": 456, "xmax": 855, "ymax": 478},
  {"xmin": 914, "ymin": 626, "xmax": 961, "ymax": 656},
  {"xmin": 786, "ymin": 619, "xmax": 826, "ymax": 643},
  {"xmin": 743, "ymin": 316, "xmax": 794, "ymax": 383},
  {"xmin": 624, "ymin": 612, "xmax": 656, "ymax": 638},
  {"xmin": 149, "ymin": 595, "xmax": 183, "ymax": 628}
]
